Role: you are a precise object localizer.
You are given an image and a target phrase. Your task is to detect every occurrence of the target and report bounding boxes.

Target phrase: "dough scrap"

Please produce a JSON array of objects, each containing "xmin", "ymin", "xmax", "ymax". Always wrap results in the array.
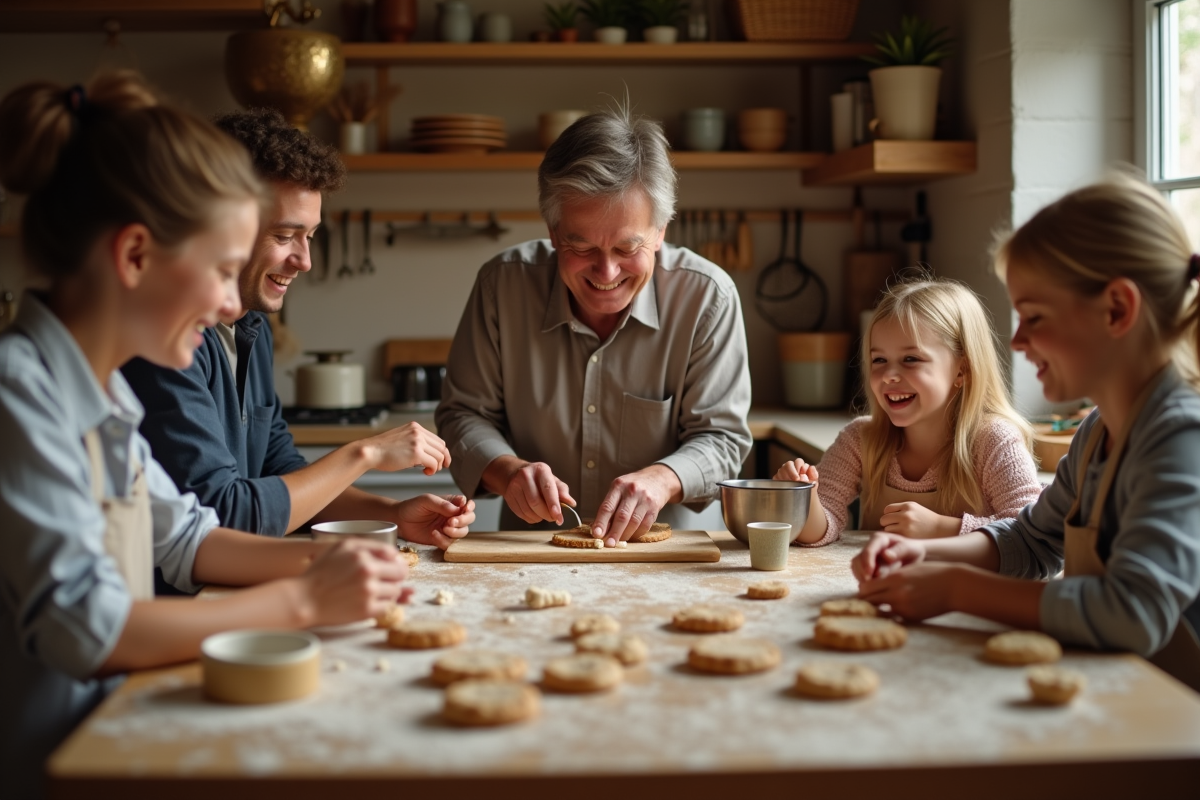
[
  {"xmin": 747, "ymin": 580, "xmax": 790, "ymax": 600},
  {"xmin": 442, "ymin": 680, "xmax": 540, "ymax": 727},
  {"xmin": 688, "ymin": 637, "xmax": 781, "ymax": 675},
  {"xmin": 525, "ymin": 586, "xmax": 571, "ymax": 609},
  {"xmin": 386, "ymin": 618, "xmax": 466, "ymax": 649},
  {"xmin": 543, "ymin": 653, "xmax": 624, "ymax": 693},
  {"xmin": 374, "ymin": 604, "xmax": 405, "ymax": 629},
  {"xmin": 432, "ymin": 650, "xmax": 528, "ymax": 686},
  {"xmin": 574, "ymin": 632, "xmax": 648, "ymax": 666},
  {"xmin": 794, "ymin": 661, "xmax": 879, "ymax": 699},
  {"xmin": 433, "ymin": 589, "xmax": 454, "ymax": 606},
  {"xmin": 813, "ymin": 616, "xmax": 907, "ymax": 651},
  {"xmin": 984, "ymin": 631, "xmax": 1062, "ymax": 665},
  {"xmin": 1027, "ymin": 665, "xmax": 1086, "ymax": 705},
  {"xmin": 673, "ymin": 605, "xmax": 744, "ymax": 633},
  {"xmin": 398, "ymin": 546, "xmax": 419, "ymax": 568},
  {"xmin": 819, "ymin": 598, "xmax": 878, "ymax": 618},
  {"xmin": 570, "ymin": 613, "xmax": 620, "ymax": 638}
]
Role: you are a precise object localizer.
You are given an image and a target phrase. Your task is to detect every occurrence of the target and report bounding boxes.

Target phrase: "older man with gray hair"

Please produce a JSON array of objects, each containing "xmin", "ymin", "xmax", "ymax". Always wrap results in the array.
[{"xmin": 435, "ymin": 106, "xmax": 752, "ymax": 545}]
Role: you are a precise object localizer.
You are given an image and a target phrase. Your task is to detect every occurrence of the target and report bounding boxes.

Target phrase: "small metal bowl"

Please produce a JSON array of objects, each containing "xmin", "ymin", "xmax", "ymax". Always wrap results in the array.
[{"xmin": 718, "ymin": 479, "xmax": 814, "ymax": 544}]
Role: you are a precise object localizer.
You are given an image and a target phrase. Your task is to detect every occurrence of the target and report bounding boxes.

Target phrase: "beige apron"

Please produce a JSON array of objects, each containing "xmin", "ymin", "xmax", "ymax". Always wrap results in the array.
[
  {"xmin": 1063, "ymin": 390, "xmax": 1200, "ymax": 693},
  {"xmin": 84, "ymin": 429, "xmax": 155, "ymax": 600},
  {"xmin": 861, "ymin": 483, "xmax": 969, "ymax": 535}
]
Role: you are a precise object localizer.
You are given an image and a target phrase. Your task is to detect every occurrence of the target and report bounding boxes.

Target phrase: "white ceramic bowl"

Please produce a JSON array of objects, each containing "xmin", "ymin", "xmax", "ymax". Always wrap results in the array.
[
  {"xmin": 311, "ymin": 519, "xmax": 398, "ymax": 546},
  {"xmin": 201, "ymin": 630, "xmax": 321, "ymax": 705}
]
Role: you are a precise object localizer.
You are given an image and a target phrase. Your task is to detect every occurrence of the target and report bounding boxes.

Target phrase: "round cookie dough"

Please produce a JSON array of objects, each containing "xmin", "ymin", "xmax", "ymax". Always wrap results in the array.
[
  {"xmin": 550, "ymin": 528, "xmax": 605, "ymax": 549},
  {"xmin": 747, "ymin": 581, "xmax": 790, "ymax": 600},
  {"xmin": 570, "ymin": 613, "xmax": 621, "ymax": 638},
  {"xmin": 688, "ymin": 637, "xmax": 781, "ymax": 675},
  {"xmin": 574, "ymin": 632, "xmax": 648, "ymax": 666},
  {"xmin": 386, "ymin": 619, "xmax": 467, "ymax": 650},
  {"xmin": 542, "ymin": 653, "xmax": 624, "ymax": 693},
  {"xmin": 983, "ymin": 631, "xmax": 1062, "ymax": 665},
  {"xmin": 794, "ymin": 661, "xmax": 880, "ymax": 699},
  {"xmin": 628, "ymin": 522, "xmax": 672, "ymax": 544},
  {"xmin": 813, "ymin": 617, "xmax": 907, "ymax": 651},
  {"xmin": 374, "ymin": 604, "xmax": 405, "ymax": 629},
  {"xmin": 431, "ymin": 650, "xmax": 527, "ymax": 686},
  {"xmin": 673, "ymin": 605, "xmax": 744, "ymax": 633},
  {"xmin": 442, "ymin": 680, "xmax": 540, "ymax": 727},
  {"xmin": 819, "ymin": 598, "xmax": 878, "ymax": 618},
  {"xmin": 1027, "ymin": 665, "xmax": 1086, "ymax": 705}
]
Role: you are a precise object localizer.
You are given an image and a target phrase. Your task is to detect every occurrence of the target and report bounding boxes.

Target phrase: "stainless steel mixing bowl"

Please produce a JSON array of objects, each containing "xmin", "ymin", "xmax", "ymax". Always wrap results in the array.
[{"xmin": 718, "ymin": 479, "xmax": 814, "ymax": 543}]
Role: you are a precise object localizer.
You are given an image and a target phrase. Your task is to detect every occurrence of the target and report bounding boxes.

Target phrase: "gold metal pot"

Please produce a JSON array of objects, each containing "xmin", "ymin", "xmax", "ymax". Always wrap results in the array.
[{"xmin": 224, "ymin": 28, "xmax": 344, "ymax": 130}]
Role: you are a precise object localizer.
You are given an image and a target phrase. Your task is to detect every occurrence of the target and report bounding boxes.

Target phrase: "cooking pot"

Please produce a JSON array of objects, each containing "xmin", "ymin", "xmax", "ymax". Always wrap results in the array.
[
  {"xmin": 296, "ymin": 350, "xmax": 365, "ymax": 409},
  {"xmin": 391, "ymin": 364, "xmax": 445, "ymax": 409}
]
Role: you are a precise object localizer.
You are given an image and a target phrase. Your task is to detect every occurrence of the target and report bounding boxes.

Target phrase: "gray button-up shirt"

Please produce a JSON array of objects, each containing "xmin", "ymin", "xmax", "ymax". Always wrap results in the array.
[
  {"xmin": 0, "ymin": 293, "xmax": 218, "ymax": 798},
  {"xmin": 435, "ymin": 240, "xmax": 753, "ymax": 529}
]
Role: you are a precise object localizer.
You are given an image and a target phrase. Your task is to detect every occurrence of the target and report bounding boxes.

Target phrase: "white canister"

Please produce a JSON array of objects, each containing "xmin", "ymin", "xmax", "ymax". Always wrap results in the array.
[
  {"xmin": 340, "ymin": 121, "xmax": 367, "ymax": 155},
  {"xmin": 295, "ymin": 350, "xmax": 366, "ymax": 409},
  {"xmin": 830, "ymin": 92, "xmax": 853, "ymax": 152}
]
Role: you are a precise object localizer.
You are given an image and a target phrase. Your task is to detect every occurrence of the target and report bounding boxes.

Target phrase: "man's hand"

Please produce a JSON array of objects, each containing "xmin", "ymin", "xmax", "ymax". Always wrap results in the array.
[
  {"xmin": 856, "ymin": 562, "xmax": 965, "ymax": 622},
  {"xmin": 774, "ymin": 458, "xmax": 818, "ymax": 483},
  {"xmin": 850, "ymin": 532, "xmax": 926, "ymax": 582},
  {"xmin": 490, "ymin": 458, "xmax": 575, "ymax": 525},
  {"xmin": 878, "ymin": 501, "xmax": 961, "ymax": 539},
  {"xmin": 395, "ymin": 494, "xmax": 476, "ymax": 550},
  {"xmin": 297, "ymin": 538, "xmax": 408, "ymax": 627},
  {"xmin": 363, "ymin": 422, "xmax": 451, "ymax": 476},
  {"xmin": 592, "ymin": 464, "xmax": 681, "ymax": 547}
]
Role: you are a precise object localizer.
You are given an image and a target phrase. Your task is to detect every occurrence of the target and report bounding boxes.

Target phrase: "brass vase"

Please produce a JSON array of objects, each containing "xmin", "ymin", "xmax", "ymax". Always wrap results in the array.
[{"xmin": 225, "ymin": 28, "xmax": 344, "ymax": 130}]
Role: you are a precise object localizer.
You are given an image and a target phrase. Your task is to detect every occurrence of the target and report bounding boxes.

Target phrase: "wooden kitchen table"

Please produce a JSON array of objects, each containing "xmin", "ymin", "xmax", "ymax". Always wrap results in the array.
[{"xmin": 48, "ymin": 532, "xmax": 1200, "ymax": 799}]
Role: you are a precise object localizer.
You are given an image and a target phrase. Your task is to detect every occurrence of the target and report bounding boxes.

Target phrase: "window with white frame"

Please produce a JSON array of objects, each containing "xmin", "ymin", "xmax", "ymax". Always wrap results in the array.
[{"xmin": 1146, "ymin": 0, "xmax": 1200, "ymax": 249}]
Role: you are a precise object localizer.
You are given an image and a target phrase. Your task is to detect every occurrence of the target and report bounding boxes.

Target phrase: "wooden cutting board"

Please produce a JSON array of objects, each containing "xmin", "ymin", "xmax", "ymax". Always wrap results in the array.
[{"xmin": 443, "ymin": 529, "xmax": 721, "ymax": 563}]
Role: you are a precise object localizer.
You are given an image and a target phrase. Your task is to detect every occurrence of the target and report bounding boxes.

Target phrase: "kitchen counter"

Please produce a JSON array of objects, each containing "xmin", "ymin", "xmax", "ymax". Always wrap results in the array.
[{"xmin": 48, "ymin": 531, "xmax": 1200, "ymax": 797}]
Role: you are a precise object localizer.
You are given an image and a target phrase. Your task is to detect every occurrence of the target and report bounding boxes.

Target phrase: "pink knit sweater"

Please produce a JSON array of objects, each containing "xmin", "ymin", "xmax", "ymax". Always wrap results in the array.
[{"xmin": 797, "ymin": 416, "xmax": 1043, "ymax": 547}]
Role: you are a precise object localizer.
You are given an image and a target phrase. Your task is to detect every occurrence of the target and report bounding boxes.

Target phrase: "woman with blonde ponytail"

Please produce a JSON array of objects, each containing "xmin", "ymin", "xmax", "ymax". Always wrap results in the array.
[
  {"xmin": 0, "ymin": 72, "xmax": 410, "ymax": 799},
  {"xmin": 854, "ymin": 173, "xmax": 1200, "ymax": 693}
]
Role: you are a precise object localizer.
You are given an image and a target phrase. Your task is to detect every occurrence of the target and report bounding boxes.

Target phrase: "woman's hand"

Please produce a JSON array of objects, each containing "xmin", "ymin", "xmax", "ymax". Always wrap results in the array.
[
  {"xmin": 397, "ymin": 494, "xmax": 476, "ymax": 550},
  {"xmin": 851, "ymin": 532, "xmax": 926, "ymax": 582},
  {"xmin": 774, "ymin": 458, "xmax": 818, "ymax": 483},
  {"xmin": 857, "ymin": 562, "xmax": 963, "ymax": 622},
  {"xmin": 878, "ymin": 501, "xmax": 961, "ymax": 538},
  {"xmin": 298, "ymin": 538, "xmax": 408, "ymax": 627},
  {"xmin": 364, "ymin": 422, "xmax": 451, "ymax": 476}
]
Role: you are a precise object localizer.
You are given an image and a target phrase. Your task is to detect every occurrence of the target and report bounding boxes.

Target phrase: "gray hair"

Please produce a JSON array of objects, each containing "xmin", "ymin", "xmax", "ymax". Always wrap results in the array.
[{"xmin": 538, "ymin": 105, "xmax": 677, "ymax": 231}]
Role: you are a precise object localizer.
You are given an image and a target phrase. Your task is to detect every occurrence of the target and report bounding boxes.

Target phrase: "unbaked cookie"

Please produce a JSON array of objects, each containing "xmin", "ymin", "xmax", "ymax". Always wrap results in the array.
[
  {"xmin": 574, "ymin": 632, "xmax": 648, "ymax": 666},
  {"xmin": 794, "ymin": 661, "xmax": 880, "ymax": 699},
  {"xmin": 629, "ymin": 522, "xmax": 672, "ymax": 543},
  {"xmin": 525, "ymin": 586, "xmax": 571, "ymax": 609},
  {"xmin": 570, "ymin": 613, "xmax": 620, "ymax": 638},
  {"xmin": 550, "ymin": 528, "xmax": 605, "ymax": 549},
  {"xmin": 819, "ymin": 598, "xmax": 878, "ymax": 618},
  {"xmin": 688, "ymin": 637, "xmax": 781, "ymax": 675},
  {"xmin": 442, "ymin": 679, "xmax": 540, "ymax": 727},
  {"xmin": 983, "ymin": 631, "xmax": 1062, "ymax": 665},
  {"xmin": 747, "ymin": 580, "xmax": 790, "ymax": 600},
  {"xmin": 398, "ymin": 545, "xmax": 419, "ymax": 568},
  {"xmin": 813, "ymin": 617, "xmax": 907, "ymax": 651},
  {"xmin": 432, "ymin": 650, "xmax": 527, "ymax": 686},
  {"xmin": 374, "ymin": 604, "xmax": 405, "ymax": 629},
  {"xmin": 1027, "ymin": 665, "xmax": 1086, "ymax": 705},
  {"xmin": 673, "ymin": 605, "xmax": 744, "ymax": 633},
  {"xmin": 542, "ymin": 653, "xmax": 624, "ymax": 693},
  {"xmin": 386, "ymin": 619, "xmax": 467, "ymax": 649}
]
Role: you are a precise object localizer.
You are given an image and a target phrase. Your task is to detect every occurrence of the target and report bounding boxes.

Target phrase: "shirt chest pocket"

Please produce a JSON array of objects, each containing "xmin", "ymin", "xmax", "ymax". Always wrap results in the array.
[
  {"xmin": 617, "ymin": 394, "xmax": 676, "ymax": 470},
  {"xmin": 244, "ymin": 404, "xmax": 275, "ymax": 476}
]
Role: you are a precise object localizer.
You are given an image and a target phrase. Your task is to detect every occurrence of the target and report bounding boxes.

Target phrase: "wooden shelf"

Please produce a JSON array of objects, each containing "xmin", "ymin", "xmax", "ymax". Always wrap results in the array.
[
  {"xmin": 802, "ymin": 141, "xmax": 977, "ymax": 186},
  {"xmin": 343, "ymin": 151, "xmax": 826, "ymax": 172},
  {"xmin": 0, "ymin": 1, "xmax": 267, "ymax": 32},
  {"xmin": 343, "ymin": 41, "xmax": 876, "ymax": 67}
]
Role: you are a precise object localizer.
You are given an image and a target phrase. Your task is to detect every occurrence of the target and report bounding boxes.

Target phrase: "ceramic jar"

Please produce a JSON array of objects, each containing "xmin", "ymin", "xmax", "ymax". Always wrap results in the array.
[
  {"xmin": 438, "ymin": 0, "xmax": 474, "ymax": 43},
  {"xmin": 478, "ymin": 12, "xmax": 512, "ymax": 42},
  {"xmin": 682, "ymin": 107, "xmax": 725, "ymax": 152},
  {"xmin": 375, "ymin": 0, "xmax": 417, "ymax": 42}
]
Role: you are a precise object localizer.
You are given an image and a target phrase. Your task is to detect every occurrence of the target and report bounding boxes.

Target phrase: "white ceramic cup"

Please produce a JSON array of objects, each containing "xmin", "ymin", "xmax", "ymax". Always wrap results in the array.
[
  {"xmin": 340, "ymin": 121, "xmax": 367, "ymax": 155},
  {"xmin": 747, "ymin": 522, "xmax": 792, "ymax": 571},
  {"xmin": 311, "ymin": 519, "xmax": 398, "ymax": 546}
]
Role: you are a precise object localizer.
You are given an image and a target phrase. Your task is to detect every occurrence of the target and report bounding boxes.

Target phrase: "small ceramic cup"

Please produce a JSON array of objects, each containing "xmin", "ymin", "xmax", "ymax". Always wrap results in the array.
[
  {"xmin": 682, "ymin": 107, "xmax": 725, "ymax": 152},
  {"xmin": 747, "ymin": 522, "xmax": 792, "ymax": 571},
  {"xmin": 311, "ymin": 519, "xmax": 398, "ymax": 547},
  {"xmin": 478, "ymin": 12, "xmax": 512, "ymax": 42},
  {"xmin": 538, "ymin": 109, "xmax": 588, "ymax": 149},
  {"xmin": 339, "ymin": 121, "xmax": 367, "ymax": 154}
]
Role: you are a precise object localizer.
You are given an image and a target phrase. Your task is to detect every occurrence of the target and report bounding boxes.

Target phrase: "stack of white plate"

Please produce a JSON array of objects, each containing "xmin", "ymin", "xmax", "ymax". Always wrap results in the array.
[{"xmin": 410, "ymin": 114, "xmax": 506, "ymax": 153}]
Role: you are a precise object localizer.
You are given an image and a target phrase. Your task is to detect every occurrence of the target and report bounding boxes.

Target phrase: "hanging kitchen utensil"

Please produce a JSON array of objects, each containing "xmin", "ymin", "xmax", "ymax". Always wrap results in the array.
[
  {"xmin": 844, "ymin": 191, "xmax": 901, "ymax": 334},
  {"xmin": 706, "ymin": 209, "xmax": 724, "ymax": 266},
  {"xmin": 736, "ymin": 210, "xmax": 753, "ymax": 272},
  {"xmin": 314, "ymin": 208, "xmax": 330, "ymax": 281},
  {"xmin": 338, "ymin": 209, "xmax": 354, "ymax": 278},
  {"xmin": 723, "ymin": 209, "xmax": 738, "ymax": 270},
  {"xmin": 478, "ymin": 211, "xmax": 509, "ymax": 241},
  {"xmin": 901, "ymin": 190, "xmax": 932, "ymax": 267},
  {"xmin": 360, "ymin": 209, "xmax": 376, "ymax": 274},
  {"xmin": 754, "ymin": 209, "xmax": 828, "ymax": 332}
]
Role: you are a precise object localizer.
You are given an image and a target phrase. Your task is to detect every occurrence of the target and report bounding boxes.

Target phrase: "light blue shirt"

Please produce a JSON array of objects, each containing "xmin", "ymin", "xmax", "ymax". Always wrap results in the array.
[{"xmin": 0, "ymin": 293, "xmax": 218, "ymax": 799}]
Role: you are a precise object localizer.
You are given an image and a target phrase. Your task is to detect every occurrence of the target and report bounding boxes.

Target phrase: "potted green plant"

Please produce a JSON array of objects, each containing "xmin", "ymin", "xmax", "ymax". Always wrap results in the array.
[
  {"xmin": 581, "ymin": 0, "xmax": 630, "ymax": 44},
  {"xmin": 544, "ymin": 2, "xmax": 580, "ymax": 42},
  {"xmin": 639, "ymin": 0, "xmax": 687, "ymax": 44},
  {"xmin": 862, "ymin": 14, "xmax": 954, "ymax": 140}
]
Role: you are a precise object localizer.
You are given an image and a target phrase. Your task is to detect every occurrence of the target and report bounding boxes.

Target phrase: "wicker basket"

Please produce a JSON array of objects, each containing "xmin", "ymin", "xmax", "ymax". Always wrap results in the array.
[{"xmin": 729, "ymin": 0, "xmax": 860, "ymax": 42}]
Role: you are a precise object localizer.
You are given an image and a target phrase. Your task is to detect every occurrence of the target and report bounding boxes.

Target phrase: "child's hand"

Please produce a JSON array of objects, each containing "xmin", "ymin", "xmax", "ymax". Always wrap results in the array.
[
  {"xmin": 300, "ymin": 538, "xmax": 408, "ymax": 627},
  {"xmin": 773, "ymin": 458, "xmax": 818, "ymax": 483},
  {"xmin": 879, "ymin": 501, "xmax": 961, "ymax": 539},
  {"xmin": 851, "ymin": 532, "xmax": 926, "ymax": 582}
]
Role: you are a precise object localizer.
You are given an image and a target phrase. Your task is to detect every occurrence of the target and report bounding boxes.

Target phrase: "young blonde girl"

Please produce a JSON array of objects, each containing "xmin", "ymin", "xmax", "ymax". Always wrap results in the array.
[
  {"xmin": 853, "ymin": 174, "xmax": 1200, "ymax": 692},
  {"xmin": 776, "ymin": 277, "xmax": 1042, "ymax": 545},
  {"xmin": 0, "ymin": 73, "xmax": 409, "ymax": 799}
]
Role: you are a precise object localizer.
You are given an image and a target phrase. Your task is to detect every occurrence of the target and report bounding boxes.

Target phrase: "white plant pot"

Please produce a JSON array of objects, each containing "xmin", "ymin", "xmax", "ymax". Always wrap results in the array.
[
  {"xmin": 594, "ymin": 26, "xmax": 628, "ymax": 44},
  {"xmin": 643, "ymin": 25, "xmax": 678, "ymax": 44},
  {"xmin": 868, "ymin": 65, "xmax": 941, "ymax": 141}
]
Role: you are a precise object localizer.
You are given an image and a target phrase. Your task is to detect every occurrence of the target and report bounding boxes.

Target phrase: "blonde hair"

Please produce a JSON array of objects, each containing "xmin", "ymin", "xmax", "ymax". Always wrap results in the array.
[
  {"xmin": 994, "ymin": 171, "xmax": 1199, "ymax": 384},
  {"xmin": 859, "ymin": 277, "xmax": 1033, "ymax": 517},
  {"xmin": 0, "ymin": 71, "xmax": 264, "ymax": 278}
]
